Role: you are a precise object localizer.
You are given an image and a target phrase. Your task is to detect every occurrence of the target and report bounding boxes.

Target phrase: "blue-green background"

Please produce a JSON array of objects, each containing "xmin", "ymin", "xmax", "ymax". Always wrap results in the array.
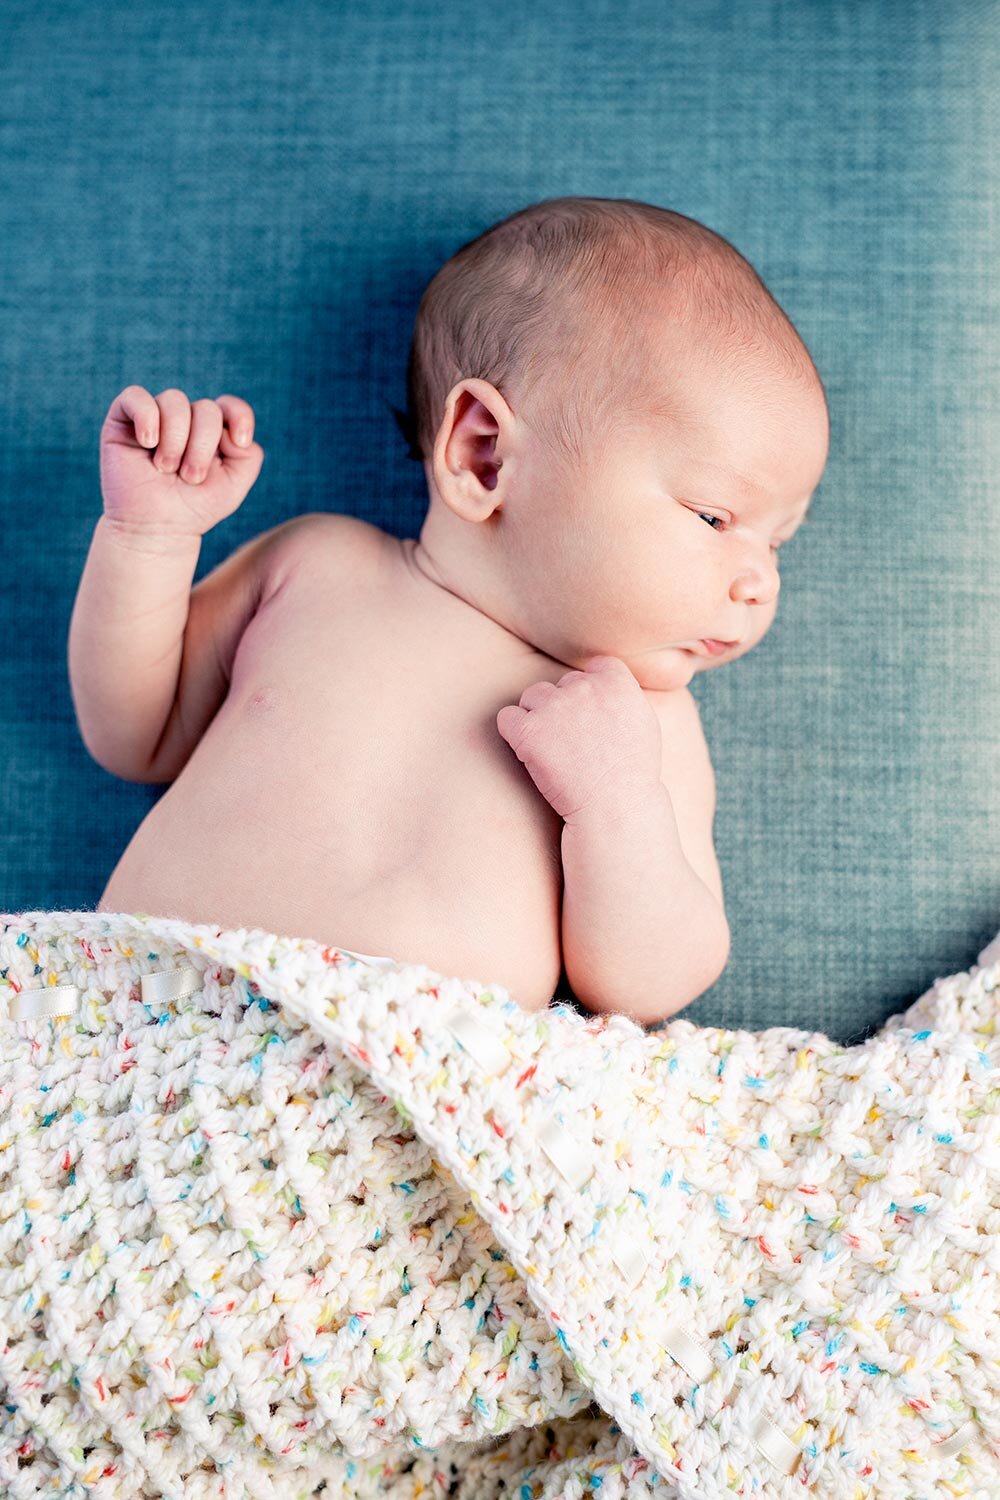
[{"xmin": 2, "ymin": 0, "xmax": 997, "ymax": 1042}]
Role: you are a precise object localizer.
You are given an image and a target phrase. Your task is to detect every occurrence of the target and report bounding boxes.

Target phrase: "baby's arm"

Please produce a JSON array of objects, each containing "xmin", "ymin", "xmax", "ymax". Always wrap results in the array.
[
  {"xmin": 560, "ymin": 781, "xmax": 730, "ymax": 1024},
  {"xmin": 496, "ymin": 656, "xmax": 730, "ymax": 1026},
  {"xmin": 69, "ymin": 385, "xmax": 263, "ymax": 781},
  {"xmin": 69, "ymin": 516, "xmax": 206, "ymax": 780}
]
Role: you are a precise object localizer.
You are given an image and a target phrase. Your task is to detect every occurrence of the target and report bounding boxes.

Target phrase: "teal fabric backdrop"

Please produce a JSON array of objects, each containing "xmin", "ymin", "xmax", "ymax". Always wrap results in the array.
[{"xmin": 1, "ymin": 0, "xmax": 997, "ymax": 1042}]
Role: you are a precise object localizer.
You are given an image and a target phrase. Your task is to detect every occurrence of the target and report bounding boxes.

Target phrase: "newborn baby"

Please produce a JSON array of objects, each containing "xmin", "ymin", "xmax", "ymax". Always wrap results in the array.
[{"xmin": 70, "ymin": 196, "xmax": 829, "ymax": 1023}]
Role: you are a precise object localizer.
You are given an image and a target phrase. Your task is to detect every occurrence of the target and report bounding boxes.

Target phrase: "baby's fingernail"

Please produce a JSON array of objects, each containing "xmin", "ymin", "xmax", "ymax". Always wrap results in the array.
[{"xmin": 237, "ymin": 427, "xmax": 250, "ymax": 445}]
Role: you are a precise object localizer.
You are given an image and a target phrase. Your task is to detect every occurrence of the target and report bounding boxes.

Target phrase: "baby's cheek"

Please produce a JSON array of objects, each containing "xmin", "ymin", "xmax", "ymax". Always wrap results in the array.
[{"xmin": 753, "ymin": 596, "xmax": 779, "ymax": 639}]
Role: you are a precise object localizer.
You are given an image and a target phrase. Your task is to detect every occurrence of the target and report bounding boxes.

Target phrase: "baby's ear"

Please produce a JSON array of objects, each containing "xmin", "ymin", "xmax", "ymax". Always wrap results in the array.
[{"xmin": 388, "ymin": 401, "xmax": 424, "ymax": 461}]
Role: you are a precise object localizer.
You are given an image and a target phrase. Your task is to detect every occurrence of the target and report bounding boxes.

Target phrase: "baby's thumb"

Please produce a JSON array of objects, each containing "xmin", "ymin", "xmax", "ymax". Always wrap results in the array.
[
  {"xmin": 225, "ymin": 439, "xmax": 265, "ymax": 489},
  {"xmin": 219, "ymin": 423, "xmax": 264, "ymax": 464},
  {"xmin": 496, "ymin": 705, "xmax": 526, "ymax": 749}
]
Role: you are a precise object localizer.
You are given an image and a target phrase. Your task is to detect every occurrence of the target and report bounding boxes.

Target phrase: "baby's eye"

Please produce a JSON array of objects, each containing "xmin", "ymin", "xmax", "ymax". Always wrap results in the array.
[{"xmin": 697, "ymin": 512, "xmax": 783, "ymax": 554}]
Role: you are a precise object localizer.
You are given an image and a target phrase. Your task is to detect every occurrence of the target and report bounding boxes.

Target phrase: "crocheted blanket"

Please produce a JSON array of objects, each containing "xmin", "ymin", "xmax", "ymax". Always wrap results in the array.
[{"xmin": 2, "ymin": 911, "xmax": 999, "ymax": 1500}]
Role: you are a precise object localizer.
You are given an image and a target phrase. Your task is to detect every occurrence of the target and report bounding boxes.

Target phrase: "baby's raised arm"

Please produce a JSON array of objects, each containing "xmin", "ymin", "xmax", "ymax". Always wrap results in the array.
[{"xmin": 68, "ymin": 385, "xmax": 262, "ymax": 781}]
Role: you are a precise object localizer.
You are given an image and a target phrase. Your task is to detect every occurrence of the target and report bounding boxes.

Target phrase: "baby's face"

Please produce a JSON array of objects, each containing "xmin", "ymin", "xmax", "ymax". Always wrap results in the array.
[{"xmin": 497, "ymin": 341, "xmax": 829, "ymax": 692}]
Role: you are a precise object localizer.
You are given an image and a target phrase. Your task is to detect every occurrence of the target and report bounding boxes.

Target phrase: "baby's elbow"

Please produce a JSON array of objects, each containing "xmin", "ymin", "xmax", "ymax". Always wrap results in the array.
[
  {"xmin": 711, "ymin": 911, "xmax": 731, "ymax": 981},
  {"xmin": 673, "ymin": 908, "xmax": 730, "ymax": 1016},
  {"xmin": 700, "ymin": 909, "xmax": 731, "ymax": 995}
]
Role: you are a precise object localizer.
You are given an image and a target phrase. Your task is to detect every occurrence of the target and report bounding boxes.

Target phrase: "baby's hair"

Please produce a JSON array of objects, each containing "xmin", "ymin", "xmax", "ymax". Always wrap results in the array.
[{"xmin": 393, "ymin": 195, "xmax": 826, "ymax": 471}]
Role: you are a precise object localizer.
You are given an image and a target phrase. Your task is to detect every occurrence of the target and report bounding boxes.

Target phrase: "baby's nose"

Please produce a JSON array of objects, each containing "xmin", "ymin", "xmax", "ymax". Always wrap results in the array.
[{"xmin": 732, "ymin": 567, "xmax": 779, "ymax": 608}]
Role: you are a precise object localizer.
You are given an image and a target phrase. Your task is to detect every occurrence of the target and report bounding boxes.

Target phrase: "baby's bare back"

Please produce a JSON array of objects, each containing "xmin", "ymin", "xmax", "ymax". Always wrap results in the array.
[{"xmin": 98, "ymin": 520, "xmax": 568, "ymax": 1009}]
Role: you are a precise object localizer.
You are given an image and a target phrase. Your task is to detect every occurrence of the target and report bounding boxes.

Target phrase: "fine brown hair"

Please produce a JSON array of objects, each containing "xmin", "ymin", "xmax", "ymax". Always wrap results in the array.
[{"xmin": 393, "ymin": 195, "xmax": 824, "ymax": 471}]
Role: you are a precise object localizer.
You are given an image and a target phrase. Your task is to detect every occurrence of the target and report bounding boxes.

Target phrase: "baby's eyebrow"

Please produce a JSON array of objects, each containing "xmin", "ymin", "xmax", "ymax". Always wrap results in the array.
[
  {"xmin": 771, "ymin": 493, "xmax": 813, "ymax": 525},
  {"xmin": 703, "ymin": 462, "xmax": 813, "ymax": 522},
  {"xmin": 682, "ymin": 461, "xmax": 814, "ymax": 524},
  {"xmin": 747, "ymin": 496, "xmax": 812, "ymax": 529}
]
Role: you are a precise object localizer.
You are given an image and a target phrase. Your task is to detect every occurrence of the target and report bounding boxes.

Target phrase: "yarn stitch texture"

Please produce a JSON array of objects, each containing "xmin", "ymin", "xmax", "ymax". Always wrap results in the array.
[{"xmin": 2, "ymin": 909, "xmax": 999, "ymax": 1500}]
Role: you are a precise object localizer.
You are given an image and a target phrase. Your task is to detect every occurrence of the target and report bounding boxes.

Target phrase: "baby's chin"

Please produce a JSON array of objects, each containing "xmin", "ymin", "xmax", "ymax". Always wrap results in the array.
[{"xmin": 625, "ymin": 646, "xmax": 712, "ymax": 692}]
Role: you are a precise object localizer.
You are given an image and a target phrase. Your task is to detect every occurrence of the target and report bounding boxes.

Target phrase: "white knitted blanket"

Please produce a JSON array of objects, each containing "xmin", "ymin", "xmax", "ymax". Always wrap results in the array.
[{"xmin": 2, "ymin": 910, "xmax": 999, "ymax": 1500}]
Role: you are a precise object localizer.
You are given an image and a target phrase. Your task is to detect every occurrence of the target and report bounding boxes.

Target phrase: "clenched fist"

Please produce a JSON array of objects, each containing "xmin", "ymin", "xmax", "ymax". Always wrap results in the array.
[
  {"xmin": 496, "ymin": 655, "xmax": 663, "ymax": 824},
  {"xmin": 100, "ymin": 385, "xmax": 264, "ymax": 540}
]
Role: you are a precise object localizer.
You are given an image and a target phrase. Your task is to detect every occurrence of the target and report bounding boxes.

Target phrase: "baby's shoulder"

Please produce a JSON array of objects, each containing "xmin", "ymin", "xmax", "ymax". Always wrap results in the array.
[
  {"xmin": 275, "ymin": 511, "xmax": 387, "ymax": 589},
  {"xmin": 286, "ymin": 509, "xmax": 385, "ymax": 555}
]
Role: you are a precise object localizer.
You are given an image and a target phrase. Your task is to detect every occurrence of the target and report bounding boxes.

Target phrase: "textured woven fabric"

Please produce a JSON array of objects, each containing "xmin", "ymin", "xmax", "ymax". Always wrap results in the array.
[{"xmin": 3, "ymin": 909, "xmax": 1000, "ymax": 1499}]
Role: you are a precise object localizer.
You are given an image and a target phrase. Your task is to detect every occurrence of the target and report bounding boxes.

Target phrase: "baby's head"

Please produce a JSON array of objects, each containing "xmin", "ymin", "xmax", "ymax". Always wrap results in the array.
[{"xmin": 396, "ymin": 196, "xmax": 829, "ymax": 690}]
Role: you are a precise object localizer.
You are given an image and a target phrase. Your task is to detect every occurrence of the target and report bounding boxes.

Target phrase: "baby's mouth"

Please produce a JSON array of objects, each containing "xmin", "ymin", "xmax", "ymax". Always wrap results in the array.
[{"xmin": 677, "ymin": 639, "xmax": 739, "ymax": 658}]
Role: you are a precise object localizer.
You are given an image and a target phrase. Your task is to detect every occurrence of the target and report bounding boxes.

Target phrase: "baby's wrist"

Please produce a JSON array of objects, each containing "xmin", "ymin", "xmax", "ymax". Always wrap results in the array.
[
  {"xmin": 99, "ymin": 512, "xmax": 204, "ymax": 559},
  {"xmin": 564, "ymin": 770, "xmax": 666, "ymax": 832}
]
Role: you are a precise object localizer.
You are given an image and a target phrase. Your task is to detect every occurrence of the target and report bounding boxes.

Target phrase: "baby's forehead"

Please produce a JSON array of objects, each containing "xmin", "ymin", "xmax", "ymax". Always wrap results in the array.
[
  {"xmin": 611, "ymin": 277, "xmax": 828, "ymax": 479},
  {"xmin": 646, "ymin": 391, "xmax": 827, "ymax": 504}
]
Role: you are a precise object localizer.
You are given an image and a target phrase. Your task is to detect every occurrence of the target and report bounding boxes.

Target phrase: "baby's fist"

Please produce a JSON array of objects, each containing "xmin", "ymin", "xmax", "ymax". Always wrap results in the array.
[
  {"xmin": 100, "ymin": 385, "xmax": 264, "ymax": 540},
  {"xmin": 496, "ymin": 655, "xmax": 662, "ymax": 823}
]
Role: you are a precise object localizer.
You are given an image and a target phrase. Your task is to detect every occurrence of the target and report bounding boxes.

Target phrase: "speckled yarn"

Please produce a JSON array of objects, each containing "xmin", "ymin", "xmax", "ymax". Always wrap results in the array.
[{"xmin": 2, "ymin": 909, "xmax": 1000, "ymax": 1500}]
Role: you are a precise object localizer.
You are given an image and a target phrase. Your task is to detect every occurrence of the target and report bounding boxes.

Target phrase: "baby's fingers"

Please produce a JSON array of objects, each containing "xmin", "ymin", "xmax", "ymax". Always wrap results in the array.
[
  {"xmin": 214, "ymin": 394, "xmax": 255, "ymax": 449},
  {"xmin": 515, "ymin": 679, "xmax": 559, "ymax": 712},
  {"xmin": 177, "ymin": 399, "xmax": 224, "ymax": 485},
  {"xmin": 102, "ymin": 385, "xmax": 161, "ymax": 447},
  {"xmin": 496, "ymin": 704, "xmax": 527, "ymax": 749}
]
